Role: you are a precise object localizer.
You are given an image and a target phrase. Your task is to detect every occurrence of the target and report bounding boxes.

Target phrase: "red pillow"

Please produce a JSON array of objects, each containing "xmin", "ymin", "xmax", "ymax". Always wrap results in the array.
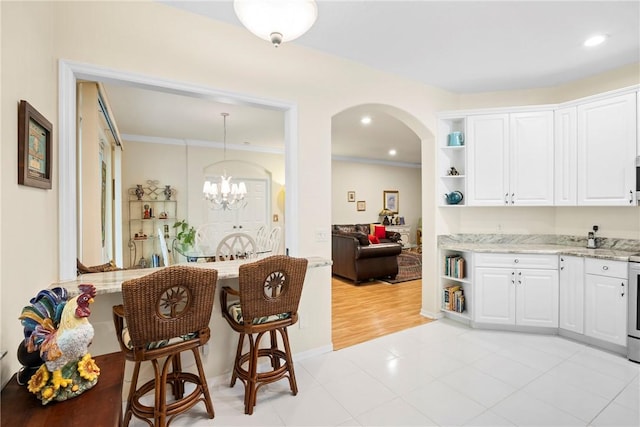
[
  {"xmin": 374, "ymin": 225, "xmax": 386, "ymax": 239},
  {"xmin": 368, "ymin": 234, "xmax": 380, "ymax": 244}
]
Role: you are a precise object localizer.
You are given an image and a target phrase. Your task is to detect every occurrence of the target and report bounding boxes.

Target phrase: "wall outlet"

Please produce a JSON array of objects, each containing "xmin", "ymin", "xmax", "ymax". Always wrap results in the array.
[{"xmin": 315, "ymin": 229, "xmax": 328, "ymax": 242}]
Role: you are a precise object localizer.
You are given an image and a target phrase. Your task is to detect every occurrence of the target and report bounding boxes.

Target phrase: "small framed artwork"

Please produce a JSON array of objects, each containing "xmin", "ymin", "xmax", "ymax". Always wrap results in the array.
[
  {"xmin": 18, "ymin": 100, "xmax": 52, "ymax": 189},
  {"xmin": 356, "ymin": 200, "xmax": 366, "ymax": 211},
  {"xmin": 383, "ymin": 190, "xmax": 399, "ymax": 213},
  {"xmin": 347, "ymin": 191, "xmax": 356, "ymax": 202}
]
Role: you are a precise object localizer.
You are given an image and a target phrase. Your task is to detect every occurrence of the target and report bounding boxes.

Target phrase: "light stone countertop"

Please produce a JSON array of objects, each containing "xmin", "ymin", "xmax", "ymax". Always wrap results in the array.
[
  {"xmin": 438, "ymin": 242, "xmax": 638, "ymax": 262},
  {"xmin": 54, "ymin": 256, "xmax": 332, "ymax": 296}
]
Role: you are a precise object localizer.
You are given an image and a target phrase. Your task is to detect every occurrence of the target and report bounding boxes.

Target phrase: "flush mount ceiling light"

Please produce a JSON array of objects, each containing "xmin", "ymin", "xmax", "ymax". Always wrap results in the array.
[
  {"xmin": 388, "ymin": 149, "xmax": 397, "ymax": 156},
  {"xmin": 584, "ymin": 34, "xmax": 608, "ymax": 47},
  {"xmin": 233, "ymin": 0, "xmax": 318, "ymax": 48},
  {"xmin": 360, "ymin": 116, "xmax": 372, "ymax": 125}
]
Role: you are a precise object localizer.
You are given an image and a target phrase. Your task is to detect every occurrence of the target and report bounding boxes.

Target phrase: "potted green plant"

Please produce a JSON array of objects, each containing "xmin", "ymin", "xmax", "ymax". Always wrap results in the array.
[{"xmin": 173, "ymin": 219, "xmax": 195, "ymax": 253}]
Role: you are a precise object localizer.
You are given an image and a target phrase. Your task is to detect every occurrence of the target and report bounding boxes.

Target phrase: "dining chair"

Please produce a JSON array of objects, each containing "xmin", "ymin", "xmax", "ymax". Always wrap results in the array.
[
  {"xmin": 254, "ymin": 225, "xmax": 268, "ymax": 252},
  {"xmin": 215, "ymin": 232, "xmax": 257, "ymax": 261},
  {"xmin": 195, "ymin": 223, "xmax": 219, "ymax": 256},
  {"xmin": 266, "ymin": 226, "xmax": 282, "ymax": 254},
  {"xmin": 220, "ymin": 255, "xmax": 308, "ymax": 414},
  {"xmin": 112, "ymin": 265, "xmax": 218, "ymax": 427},
  {"xmin": 158, "ymin": 228, "xmax": 170, "ymax": 266}
]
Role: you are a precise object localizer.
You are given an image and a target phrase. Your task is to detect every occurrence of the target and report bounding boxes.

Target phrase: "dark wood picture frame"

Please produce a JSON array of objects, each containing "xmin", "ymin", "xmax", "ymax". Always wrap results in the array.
[
  {"xmin": 18, "ymin": 100, "xmax": 52, "ymax": 189},
  {"xmin": 383, "ymin": 190, "xmax": 399, "ymax": 214}
]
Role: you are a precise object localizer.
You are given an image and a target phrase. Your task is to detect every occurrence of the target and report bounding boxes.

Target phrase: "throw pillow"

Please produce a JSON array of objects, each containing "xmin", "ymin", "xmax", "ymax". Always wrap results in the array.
[
  {"xmin": 368, "ymin": 234, "xmax": 380, "ymax": 244},
  {"xmin": 374, "ymin": 225, "xmax": 386, "ymax": 239},
  {"xmin": 351, "ymin": 231, "xmax": 370, "ymax": 246}
]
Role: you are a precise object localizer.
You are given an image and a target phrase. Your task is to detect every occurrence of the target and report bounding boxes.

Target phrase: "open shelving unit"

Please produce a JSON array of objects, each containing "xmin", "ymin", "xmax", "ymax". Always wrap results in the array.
[
  {"xmin": 440, "ymin": 249, "xmax": 473, "ymax": 323},
  {"xmin": 437, "ymin": 115, "xmax": 467, "ymax": 207}
]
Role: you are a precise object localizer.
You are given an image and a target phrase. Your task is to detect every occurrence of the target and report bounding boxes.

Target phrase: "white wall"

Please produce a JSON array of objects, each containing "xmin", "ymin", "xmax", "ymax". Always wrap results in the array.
[
  {"xmin": 1, "ymin": 0, "xmax": 638, "ymax": 387},
  {"xmin": 332, "ymin": 160, "xmax": 422, "ymax": 244}
]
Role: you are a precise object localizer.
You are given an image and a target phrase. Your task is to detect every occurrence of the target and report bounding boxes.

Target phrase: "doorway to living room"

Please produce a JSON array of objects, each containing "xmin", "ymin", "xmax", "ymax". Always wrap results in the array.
[{"xmin": 330, "ymin": 103, "xmax": 430, "ymax": 349}]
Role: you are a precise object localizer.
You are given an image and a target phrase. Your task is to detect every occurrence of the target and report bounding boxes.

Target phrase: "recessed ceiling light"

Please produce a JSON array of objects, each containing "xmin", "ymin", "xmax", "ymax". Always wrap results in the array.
[
  {"xmin": 388, "ymin": 149, "xmax": 397, "ymax": 156},
  {"xmin": 360, "ymin": 116, "xmax": 372, "ymax": 125},
  {"xmin": 584, "ymin": 34, "xmax": 607, "ymax": 47}
]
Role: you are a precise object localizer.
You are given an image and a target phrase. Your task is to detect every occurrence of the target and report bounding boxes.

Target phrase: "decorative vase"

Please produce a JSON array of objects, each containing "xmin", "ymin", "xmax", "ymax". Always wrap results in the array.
[
  {"xmin": 163, "ymin": 185, "xmax": 173, "ymax": 200},
  {"xmin": 135, "ymin": 184, "xmax": 144, "ymax": 200},
  {"xmin": 383, "ymin": 216, "xmax": 390, "ymax": 226}
]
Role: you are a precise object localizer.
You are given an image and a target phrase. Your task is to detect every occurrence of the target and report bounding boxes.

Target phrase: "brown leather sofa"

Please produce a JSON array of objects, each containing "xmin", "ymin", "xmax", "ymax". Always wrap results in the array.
[{"xmin": 331, "ymin": 224, "xmax": 403, "ymax": 284}]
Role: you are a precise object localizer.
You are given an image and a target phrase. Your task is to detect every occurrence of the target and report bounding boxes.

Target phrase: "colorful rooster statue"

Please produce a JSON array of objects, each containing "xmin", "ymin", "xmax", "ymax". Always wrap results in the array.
[{"xmin": 18, "ymin": 284, "xmax": 100, "ymax": 405}]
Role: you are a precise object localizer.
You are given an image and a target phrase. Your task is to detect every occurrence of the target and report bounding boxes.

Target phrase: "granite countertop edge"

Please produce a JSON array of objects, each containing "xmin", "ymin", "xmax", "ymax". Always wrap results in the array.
[
  {"xmin": 56, "ymin": 256, "xmax": 332, "ymax": 296},
  {"xmin": 438, "ymin": 242, "xmax": 637, "ymax": 262}
]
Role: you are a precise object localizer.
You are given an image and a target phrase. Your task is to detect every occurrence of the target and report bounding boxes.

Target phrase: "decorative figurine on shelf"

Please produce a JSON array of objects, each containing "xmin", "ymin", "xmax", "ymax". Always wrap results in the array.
[
  {"xmin": 163, "ymin": 185, "xmax": 174, "ymax": 201},
  {"xmin": 159, "ymin": 211, "xmax": 168, "ymax": 219},
  {"xmin": 447, "ymin": 167, "xmax": 460, "ymax": 176},
  {"xmin": 135, "ymin": 184, "xmax": 144, "ymax": 200},
  {"xmin": 18, "ymin": 284, "xmax": 99, "ymax": 405},
  {"xmin": 143, "ymin": 204, "xmax": 150, "ymax": 219}
]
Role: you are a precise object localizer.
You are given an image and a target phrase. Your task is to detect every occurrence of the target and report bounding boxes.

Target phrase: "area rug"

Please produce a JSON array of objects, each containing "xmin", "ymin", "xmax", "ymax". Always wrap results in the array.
[{"xmin": 383, "ymin": 250, "xmax": 422, "ymax": 284}]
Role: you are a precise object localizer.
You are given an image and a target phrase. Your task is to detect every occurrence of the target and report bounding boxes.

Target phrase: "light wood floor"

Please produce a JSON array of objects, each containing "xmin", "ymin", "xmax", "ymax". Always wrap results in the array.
[{"xmin": 331, "ymin": 276, "xmax": 433, "ymax": 350}]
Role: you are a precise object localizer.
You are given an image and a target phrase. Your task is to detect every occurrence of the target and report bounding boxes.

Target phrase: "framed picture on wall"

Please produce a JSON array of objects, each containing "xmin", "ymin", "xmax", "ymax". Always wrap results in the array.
[
  {"xmin": 383, "ymin": 190, "xmax": 399, "ymax": 213},
  {"xmin": 357, "ymin": 200, "xmax": 366, "ymax": 211},
  {"xmin": 18, "ymin": 100, "xmax": 52, "ymax": 189},
  {"xmin": 347, "ymin": 191, "xmax": 356, "ymax": 202}
]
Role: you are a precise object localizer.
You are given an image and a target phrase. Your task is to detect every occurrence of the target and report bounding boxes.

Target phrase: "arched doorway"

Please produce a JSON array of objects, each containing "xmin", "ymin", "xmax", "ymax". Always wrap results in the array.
[{"xmin": 330, "ymin": 103, "xmax": 436, "ymax": 348}]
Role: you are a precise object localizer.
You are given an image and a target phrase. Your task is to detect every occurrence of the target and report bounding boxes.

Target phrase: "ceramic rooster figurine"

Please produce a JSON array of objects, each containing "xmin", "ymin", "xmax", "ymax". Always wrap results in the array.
[{"xmin": 19, "ymin": 284, "xmax": 100, "ymax": 404}]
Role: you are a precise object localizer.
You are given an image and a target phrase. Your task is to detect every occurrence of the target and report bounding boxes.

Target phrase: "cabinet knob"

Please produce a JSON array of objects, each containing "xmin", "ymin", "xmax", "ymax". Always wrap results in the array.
[
  {"xmin": 621, "ymin": 282, "xmax": 625, "ymax": 297},
  {"xmin": 514, "ymin": 259, "xmax": 519, "ymax": 264},
  {"xmin": 505, "ymin": 193, "xmax": 509, "ymax": 205},
  {"xmin": 630, "ymin": 190, "xmax": 634, "ymax": 204},
  {"xmin": 511, "ymin": 193, "xmax": 515, "ymax": 205},
  {"xmin": 602, "ymin": 265, "xmax": 609, "ymax": 271}
]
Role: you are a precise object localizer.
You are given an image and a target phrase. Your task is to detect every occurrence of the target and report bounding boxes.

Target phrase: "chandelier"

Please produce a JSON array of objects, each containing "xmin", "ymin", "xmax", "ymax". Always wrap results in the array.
[
  {"xmin": 202, "ymin": 113, "xmax": 247, "ymax": 210},
  {"xmin": 233, "ymin": 0, "xmax": 318, "ymax": 48}
]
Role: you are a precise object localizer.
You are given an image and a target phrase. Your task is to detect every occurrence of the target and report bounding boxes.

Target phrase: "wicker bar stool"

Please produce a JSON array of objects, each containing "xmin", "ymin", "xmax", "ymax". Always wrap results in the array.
[
  {"xmin": 220, "ymin": 255, "xmax": 308, "ymax": 414},
  {"xmin": 113, "ymin": 265, "xmax": 217, "ymax": 427}
]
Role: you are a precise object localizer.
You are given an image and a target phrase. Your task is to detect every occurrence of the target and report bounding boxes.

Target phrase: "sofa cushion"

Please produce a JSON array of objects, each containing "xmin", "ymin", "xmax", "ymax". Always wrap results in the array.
[
  {"xmin": 352, "ymin": 231, "xmax": 370, "ymax": 246},
  {"xmin": 374, "ymin": 225, "xmax": 386, "ymax": 239}
]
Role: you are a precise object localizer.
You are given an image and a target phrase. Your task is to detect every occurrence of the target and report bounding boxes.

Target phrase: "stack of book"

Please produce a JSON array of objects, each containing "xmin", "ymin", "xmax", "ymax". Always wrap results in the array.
[
  {"xmin": 444, "ymin": 255, "xmax": 465, "ymax": 279},
  {"xmin": 442, "ymin": 285, "xmax": 465, "ymax": 313}
]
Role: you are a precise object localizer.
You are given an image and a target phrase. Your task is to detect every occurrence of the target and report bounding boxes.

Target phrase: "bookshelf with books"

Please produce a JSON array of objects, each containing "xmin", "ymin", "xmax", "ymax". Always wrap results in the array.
[{"xmin": 440, "ymin": 249, "xmax": 472, "ymax": 322}]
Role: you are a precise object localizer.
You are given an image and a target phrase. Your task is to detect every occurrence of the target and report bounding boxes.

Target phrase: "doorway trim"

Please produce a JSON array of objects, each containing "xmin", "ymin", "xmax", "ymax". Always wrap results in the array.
[{"xmin": 58, "ymin": 59, "xmax": 299, "ymax": 280}]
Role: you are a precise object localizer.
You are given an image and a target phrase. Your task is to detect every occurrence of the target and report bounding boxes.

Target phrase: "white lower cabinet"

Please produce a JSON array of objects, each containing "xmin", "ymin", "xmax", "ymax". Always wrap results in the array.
[
  {"xmin": 584, "ymin": 259, "xmax": 628, "ymax": 346},
  {"xmin": 559, "ymin": 256, "xmax": 585, "ymax": 334},
  {"xmin": 475, "ymin": 254, "xmax": 559, "ymax": 327}
]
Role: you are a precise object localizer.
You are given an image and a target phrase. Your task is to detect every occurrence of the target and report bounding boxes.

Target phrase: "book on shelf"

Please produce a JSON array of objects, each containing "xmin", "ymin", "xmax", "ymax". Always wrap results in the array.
[
  {"xmin": 444, "ymin": 255, "xmax": 465, "ymax": 279},
  {"xmin": 442, "ymin": 285, "xmax": 465, "ymax": 313}
]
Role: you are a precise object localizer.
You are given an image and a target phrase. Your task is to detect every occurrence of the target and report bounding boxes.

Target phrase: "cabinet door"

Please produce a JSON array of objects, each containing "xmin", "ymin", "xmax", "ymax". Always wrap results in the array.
[
  {"xmin": 475, "ymin": 267, "xmax": 515, "ymax": 324},
  {"xmin": 585, "ymin": 274, "xmax": 628, "ymax": 346},
  {"xmin": 577, "ymin": 93, "xmax": 637, "ymax": 206},
  {"xmin": 467, "ymin": 114, "xmax": 510, "ymax": 206},
  {"xmin": 516, "ymin": 268, "xmax": 559, "ymax": 327},
  {"xmin": 554, "ymin": 107, "xmax": 578, "ymax": 205},
  {"xmin": 559, "ymin": 256, "xmax": 584, "ymax": 334},
  {"xmin": 510, "ymin": 111, "xmax": 555, "ymax": 206}
]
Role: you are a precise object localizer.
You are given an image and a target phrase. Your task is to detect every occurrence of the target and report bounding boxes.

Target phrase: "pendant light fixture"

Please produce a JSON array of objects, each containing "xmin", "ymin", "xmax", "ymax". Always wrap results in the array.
[
  {"xmin": 202, "ymin": 113, "xmax": 247, "ymax": 210},
  {"xmin": 233, "ymin": 0, "xmax": 318, "ymax": 47}
]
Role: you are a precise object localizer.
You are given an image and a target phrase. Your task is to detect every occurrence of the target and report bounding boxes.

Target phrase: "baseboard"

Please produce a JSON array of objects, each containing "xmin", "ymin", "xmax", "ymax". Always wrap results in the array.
[{"xmin": 420, "ymin": 309, "xmax": 443, "ymax": 319}]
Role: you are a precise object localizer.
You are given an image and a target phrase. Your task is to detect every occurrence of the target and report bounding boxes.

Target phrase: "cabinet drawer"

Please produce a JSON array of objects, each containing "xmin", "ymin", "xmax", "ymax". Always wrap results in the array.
[
  {"xmin": 475, "ymin": 253, "xmax": 558, "ymax": 269},
  {"xmin": 584, "ymin": 258, "xmax": 627, "ymax": 279}
]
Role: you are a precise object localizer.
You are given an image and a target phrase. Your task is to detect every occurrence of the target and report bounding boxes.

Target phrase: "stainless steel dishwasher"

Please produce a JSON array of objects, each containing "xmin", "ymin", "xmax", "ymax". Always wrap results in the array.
[{"xmin": 628, "ymin": 256, "xmax": 640, "ymax": 363}]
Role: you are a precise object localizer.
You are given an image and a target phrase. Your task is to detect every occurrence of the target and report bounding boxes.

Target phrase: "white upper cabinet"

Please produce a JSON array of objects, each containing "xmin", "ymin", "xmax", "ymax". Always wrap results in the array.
[
  {"xmin": 466, "ymin": 114, "xmax": 509, "ymax": 206},
  {"xmin": 509, "ymin": 111, "xmax": 555, "ymax": 205},
  {"xmin": 467, "ymin": 111, "xmax": 554, "ymax": 206},
  {"xmin": 577, "ymin": 93, "xmax": 637, "ymax": 206}
]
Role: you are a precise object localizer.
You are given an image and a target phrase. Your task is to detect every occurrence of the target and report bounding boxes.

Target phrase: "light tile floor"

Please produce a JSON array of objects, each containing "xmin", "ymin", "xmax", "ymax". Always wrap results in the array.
[{"xmin": 127, "ymin": 319, "xmax": 639, "ymax": 426}]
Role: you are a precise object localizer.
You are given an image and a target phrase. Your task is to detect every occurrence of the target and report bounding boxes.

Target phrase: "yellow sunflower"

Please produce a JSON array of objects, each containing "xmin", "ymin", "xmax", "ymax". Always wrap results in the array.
[
  {"xmin": 77, "ymin": 353, "xmax": 100, "ymax": 381},
  {"xmin": 27, "ymin": 365, "xmax": 49, "ymax": 394}
]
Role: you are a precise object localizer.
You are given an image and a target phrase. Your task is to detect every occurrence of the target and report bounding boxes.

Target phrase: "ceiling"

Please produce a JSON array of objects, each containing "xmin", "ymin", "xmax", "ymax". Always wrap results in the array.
[{"xmin": 103, "ymin": 1, "xmax": 639, "ymax": 166}]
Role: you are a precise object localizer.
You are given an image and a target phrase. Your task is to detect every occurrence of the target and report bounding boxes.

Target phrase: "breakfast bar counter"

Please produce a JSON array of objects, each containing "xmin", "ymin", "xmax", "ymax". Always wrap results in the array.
[{"xmin": 53, "ymin": 256, "xmax": 332, "ymax": 296}]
